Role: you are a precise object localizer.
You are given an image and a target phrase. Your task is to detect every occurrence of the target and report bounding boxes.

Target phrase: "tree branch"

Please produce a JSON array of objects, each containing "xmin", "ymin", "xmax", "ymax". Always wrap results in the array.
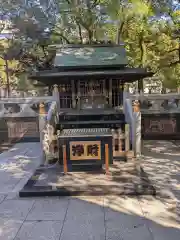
[
  {"xmin": 64, "ymin": 0, "xmax": 71, "ymax": 4},
  {"xmin": 116, "ymin": 21, "xmax": 125, "ymax": 44},
  {"xmin": 168, "ymin": 48, "xmax": 179, "ymax": 53},
  {"xmin": 166, "ymin": 60, "xmax": 180, "ymax": 67},
  {"xmin": 51, "ymin": 31, "xmax": 71, "ymax": 43},
  {"xmin": 91, "ymin": 0, "xmax": 100, "ymax": 9},
  {"xmin": 41, "ymin": 45, "xmax": 47, "ymax": 58},
  {"xmin": 139, "ymin": 32, "xmax": 146, "ymax": 67},
  {"xmin": 77, "ymin": 23, "xmax": 83, "ymax": 43},
  {"xmin": 161, "ymin": 41, "xmax": 180, "ymax": 67},
  {"xmin": 138, "ymin": 32, "xmax": 147, "ymax": 91}
]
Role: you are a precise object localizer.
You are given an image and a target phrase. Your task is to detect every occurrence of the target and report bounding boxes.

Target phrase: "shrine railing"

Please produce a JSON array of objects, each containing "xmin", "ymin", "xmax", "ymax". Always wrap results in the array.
[
  {"xmin": 41, "ymin": 101, "xmax": 59, "ymax": 163},
  {"xmin": 0, "ymin": 96, "xmax": 55, "ymax": 159},
  {"xmin": 130, "ymin": 93, "xmax": 180, "ymax": 113},
  {"xmin": 111, "ymin": 124, "xmax": 134, "ymax": 159},
  {"xmin": 129, "ymin": 93, "xmax": 180, "ymax": 140},
  {"xmin": 123, "ymin": 90, "xmax": 141, "ymax": 157}
]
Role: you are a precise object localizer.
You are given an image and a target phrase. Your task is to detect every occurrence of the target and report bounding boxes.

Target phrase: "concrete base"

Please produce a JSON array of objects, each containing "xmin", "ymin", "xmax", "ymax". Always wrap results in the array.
[{"xmin": 19, "ymin": 161, "xmax": 156, "ymax": 197}]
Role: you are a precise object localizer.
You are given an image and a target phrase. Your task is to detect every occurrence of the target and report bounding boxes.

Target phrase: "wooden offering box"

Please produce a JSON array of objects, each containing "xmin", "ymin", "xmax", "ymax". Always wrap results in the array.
[{"xmin": 58, "ymin": 128, "xmax": 112, "ymax": 171}]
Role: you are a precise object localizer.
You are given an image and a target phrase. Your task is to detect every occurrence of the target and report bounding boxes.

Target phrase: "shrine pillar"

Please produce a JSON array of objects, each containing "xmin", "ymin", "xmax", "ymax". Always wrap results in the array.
[
  {"xmin": 119, "ymin": 82, "xmax": 124, "ymax": 106},
  {"xmin": 109, "ymin": 79, "xmax": 112, "ymax": 107},
  {"xmin": 71, "ymin": 79, "xmax": 76, "ymax": 108},
  {"xmin": 132, "ymin": 100, "xmax": 141, "ymax": 158},
  {"xmin": 77, "ymin": 80, "xmax": 81, "ymax": 110},
  {"xmin": 123, "ymin": 84, "xmax": 130, "ymax": 110},
  {"xmin": 52, "ymin": 84, "xmax": 60, "ymax": 111},
  {"xmin": 39, "ymin": 102, "xmax": 46, "ymax": 163}
]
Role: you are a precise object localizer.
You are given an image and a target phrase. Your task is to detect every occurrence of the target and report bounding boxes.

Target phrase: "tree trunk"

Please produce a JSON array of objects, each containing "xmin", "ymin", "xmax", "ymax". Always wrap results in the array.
[
  {"xmin": 138, "ymin": 79, "xmax": 143, "ymax": 93},
  {"xmin": 77, "ymin": 23, "xmax": 83, "ymax": 43},
  {"xmin": 87, "ymin": 30, "xmax": 93, "ymax": 43},
  {"xmin": 5, "ymin": 59, "xmax": 10, "ymax": 97},
  {"xmin": 116, "ymin": 22, "xmax": 124, "ymax": 44},
  {"xmin": 161, "ymin": 87, "xmax": 166, "ymax": 94},
  {"xmin": 138, "ymin": 31, "xmax": 146, "ymax": 93}
]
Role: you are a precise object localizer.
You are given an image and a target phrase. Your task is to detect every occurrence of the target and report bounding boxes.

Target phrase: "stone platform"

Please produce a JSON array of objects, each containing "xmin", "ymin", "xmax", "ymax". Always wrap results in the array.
[{"xmin": 19, "ymin": 161, "xmax": 155, "ymax": 197}]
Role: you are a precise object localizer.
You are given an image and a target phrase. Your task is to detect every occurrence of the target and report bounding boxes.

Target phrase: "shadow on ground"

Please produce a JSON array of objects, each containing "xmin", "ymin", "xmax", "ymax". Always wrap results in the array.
[
  {"xmin": 0, "ymin": 141, "xmax": 179, "ymax": 239},
  {"xmin": 142, "ymin": 140, "xmax": 180, "ymax": 225},
  {"xmin": 19, "ymin": 160, "xmax": 155, "ymax": 197},
  {"xmin": 0, "ymin": 142, "xmax": 42, "ymax": 193},
  {"xmin": 0, "ymin": 195, "xmax": 179, "ymax": 240}
]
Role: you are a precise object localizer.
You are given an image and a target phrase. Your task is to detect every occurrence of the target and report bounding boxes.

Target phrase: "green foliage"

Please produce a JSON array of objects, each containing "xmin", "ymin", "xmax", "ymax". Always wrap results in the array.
[
  {"xmin": 1, "ymin": 0, "xmax": 180, "ymax": 91},
  {"xmin": 100, "ymin": 0, "xmax": 180, "ymax": 90},
  {"xmin": 0, "ymin": 39, "xmax": 20, "ymax": 88}
]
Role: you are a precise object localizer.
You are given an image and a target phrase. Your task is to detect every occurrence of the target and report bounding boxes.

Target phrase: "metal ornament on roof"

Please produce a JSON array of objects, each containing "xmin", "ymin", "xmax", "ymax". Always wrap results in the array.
[
  {"xmin": 52, "ymin": 41, "xmax": 127, "ymax": 69},
  {"xmin": 50, "ymin": 40, "xmax": 122, "ymax": 47}
]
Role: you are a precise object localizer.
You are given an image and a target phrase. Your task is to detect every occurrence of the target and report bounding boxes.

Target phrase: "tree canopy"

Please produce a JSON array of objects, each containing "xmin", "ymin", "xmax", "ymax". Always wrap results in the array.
[{"xmin": 0, "ymin": 0, "xmax": 180, "ymax": 92}]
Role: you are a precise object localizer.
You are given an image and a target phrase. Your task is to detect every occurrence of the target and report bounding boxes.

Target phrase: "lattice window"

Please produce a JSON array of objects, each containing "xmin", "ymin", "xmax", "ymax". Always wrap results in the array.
[
  {"xmin": 79, "ymin": 80, "xmax": 105, "ymax": 96},
  {"xmin": 112, "ymin": 80, "xmax": 123, "ymax": 107},
  {"xmin": 79, "ymin": 80, "xmax": 107, "ymax": 109},
  {"xmin": 59, "ymin": 84, "xmax": 72, "ymax": 108}
]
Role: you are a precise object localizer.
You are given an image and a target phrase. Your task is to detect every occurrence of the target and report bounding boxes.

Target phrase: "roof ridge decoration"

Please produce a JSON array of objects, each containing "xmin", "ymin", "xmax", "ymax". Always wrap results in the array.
[
  {"xmin": 49, "ymin": 41, "xmax": 124, "ymax": 49},
  {"xmin": 53, "ymin": 43, "xmax": 127, "ymax": 67}
]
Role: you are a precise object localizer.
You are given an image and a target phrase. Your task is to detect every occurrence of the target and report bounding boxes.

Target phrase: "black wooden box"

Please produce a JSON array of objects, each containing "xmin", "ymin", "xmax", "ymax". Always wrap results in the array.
[{"xmin": 58, "ymin": 128, "xmax": 112, "ymax": 171}]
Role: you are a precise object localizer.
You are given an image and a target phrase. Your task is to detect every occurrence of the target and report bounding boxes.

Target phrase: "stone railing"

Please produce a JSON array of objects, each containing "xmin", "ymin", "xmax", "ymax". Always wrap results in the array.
[
  {"xmin": 0, "ymin": 96, "xmax": 57, "ymax": 163},
  {"xmin": 0, "ymin": 100, "xmax": 40, "ymax": 145},
  {"xmin": 126, "ymin": 92, "xmax": 180, "ymax": 141},
  {"xmin": 40, "ymin": 101, "xmax": 59, "ymax": 163},
  {"xmin": 123, "ymin": 90, "xmax": 141, "ymax": 158},
  {"xmin": 130, "ymin": 93, "xmax": 180, "ymax": 114}
]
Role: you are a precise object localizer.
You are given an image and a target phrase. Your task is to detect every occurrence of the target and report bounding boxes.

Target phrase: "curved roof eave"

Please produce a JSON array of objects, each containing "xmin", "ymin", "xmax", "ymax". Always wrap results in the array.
[{"xmin": 29, "ymin": 67, "xmax": 153, "ymax": 80}]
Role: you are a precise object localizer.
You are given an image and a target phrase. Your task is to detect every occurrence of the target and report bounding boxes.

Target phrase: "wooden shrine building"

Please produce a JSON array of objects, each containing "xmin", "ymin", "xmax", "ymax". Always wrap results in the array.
[
  {"xmin": 30, "ymin": 43, "xmax": 153, "ymax": 112},
  {"xmin": 30, "ymin": 43, "xmax": 153, "ymax": 162},
  {"xmin": 17, "ymin": 43, "xmax": 155, "ymax": 198}
]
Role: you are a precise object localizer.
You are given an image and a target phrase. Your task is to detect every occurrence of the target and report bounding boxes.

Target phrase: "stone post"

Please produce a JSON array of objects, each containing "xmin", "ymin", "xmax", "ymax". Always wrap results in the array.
[
  {"xmin": 125, "ymin": 124, "xmax": 130, "ymax": 153},
  {"xmin": 39, "ymin": 102, "xmax": 46, "ymax": 163},
  {"xmin": 132, "ymin": 100, "xmax": 141, "ymax": 158},
  {"xmin": 52, "ymin": 84, "xmax": 60, "ymax": 111},
  {"xmin": 111, "ymin": 129, "xmax": 115, "ymax": 155},
  {"xmin": 105, "ymin": 144, "xmax": 109, "ymax": 175}
]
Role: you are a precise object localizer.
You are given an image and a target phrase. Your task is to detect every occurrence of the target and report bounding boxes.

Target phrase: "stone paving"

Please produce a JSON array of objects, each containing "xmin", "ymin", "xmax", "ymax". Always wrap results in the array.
[
  {"xmin": 0, "ymin": 141, "xmax": 179, "ymax": 240},
  {"xmin": 141, "ymin": 140, "xmax": 180, "ymax": 212}
]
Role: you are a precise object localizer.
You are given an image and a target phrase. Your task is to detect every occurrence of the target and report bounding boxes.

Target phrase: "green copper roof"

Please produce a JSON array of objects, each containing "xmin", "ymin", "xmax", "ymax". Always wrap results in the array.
[{"xmin": 53, "ymin": 45, "xmax": 127, "ymax": 68}]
